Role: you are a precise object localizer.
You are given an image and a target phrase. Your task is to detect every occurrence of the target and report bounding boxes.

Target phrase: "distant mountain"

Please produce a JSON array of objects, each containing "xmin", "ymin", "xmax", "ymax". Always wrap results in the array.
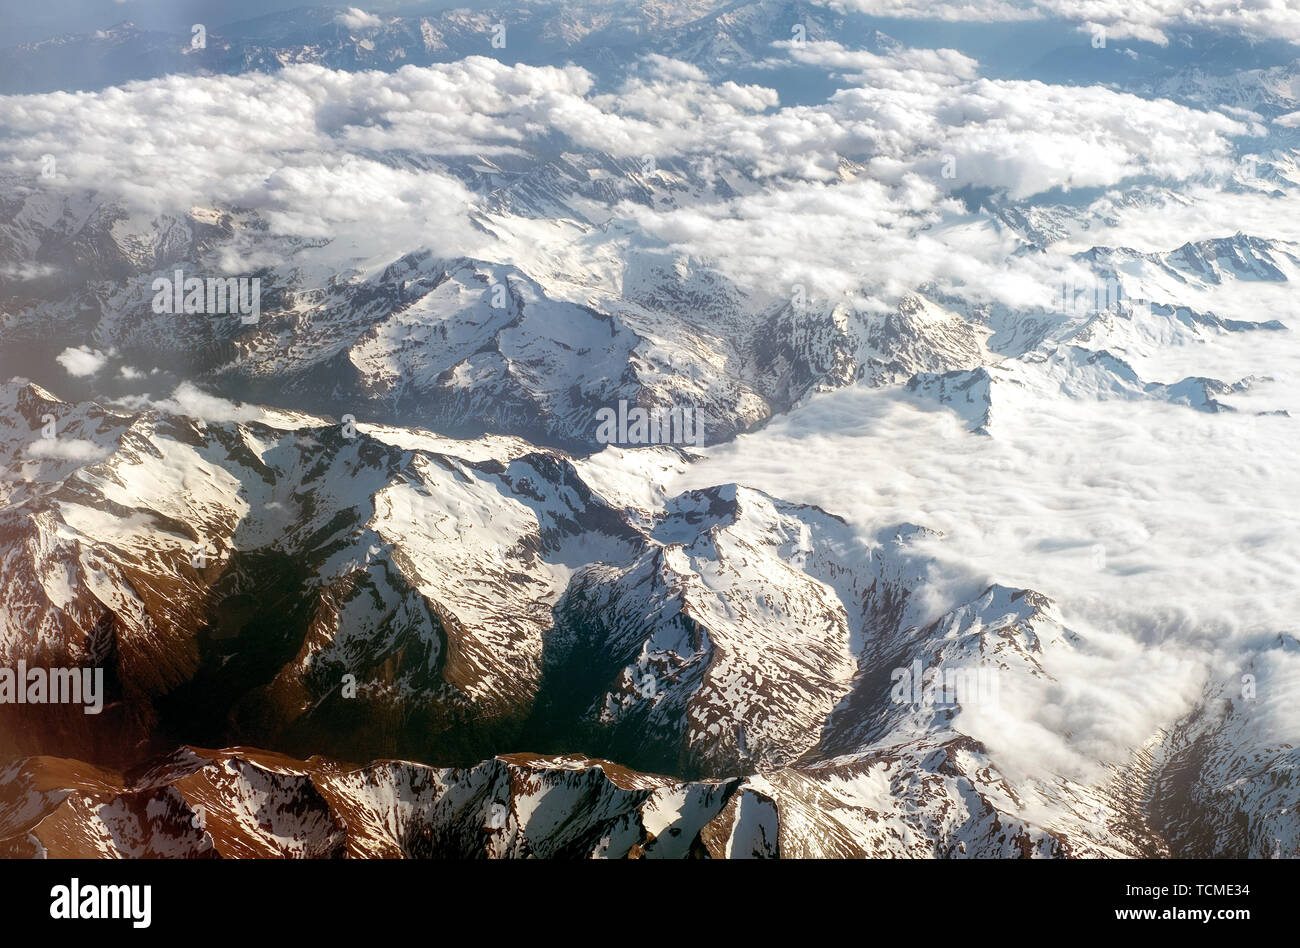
[
  {"xmin": 0, "ymin": 1, "xmax": 818, "ymax": 94},
  {"xmin": 6, "ymin": 2, "xmax": 1296, "ymax": 96}
]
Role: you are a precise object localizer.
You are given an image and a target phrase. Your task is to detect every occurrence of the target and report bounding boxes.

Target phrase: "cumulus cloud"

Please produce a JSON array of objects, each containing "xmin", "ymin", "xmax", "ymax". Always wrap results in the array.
[
  {"xmin": 25, "ymin": 438, "xmax": 110, "ymax": 461},
  {"xmin": 1039, "ymin": 0, "xmax": 1300, "ymax": 45},
  {"xmin": 0, "ymin": 39, "xmax": 1274, "ymax": 327},
  {"xmin": 334, "ymin": 7, "xmax": 384, "ymax": 30},
  {"xmin": 607, "ymin": 43, "xmax": 1244, "ymax": 306},
  {"xmin": 0, "ymin": 60, "xmax": 605, "ymax": 257},
  {"xmin": 155, "ymin": 382, "xmax": 268, "ymax": 424},
  {"xmin": 754, "ymin": 41, "xmax": 1244, "ymax": 196},
  {"xmin": 781, "ymin": 38, "xmax": 981, "ymax": 84},
  {"xmin": 0, "ymin": 46, "xmax": 1245, "ymax": 300},
  {"xmin": 55, "ymin": 346, "xmax": 110, "ymax": 377}
]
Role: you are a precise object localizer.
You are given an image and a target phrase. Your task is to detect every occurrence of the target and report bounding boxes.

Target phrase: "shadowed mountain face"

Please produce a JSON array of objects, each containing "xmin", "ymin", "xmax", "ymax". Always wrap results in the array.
[
  {"xmin": 1, "ymin": 1, "xmax": 1298, "ymax": 859},
  {"xmin": 0, "ymin": 744, "xmax": 1072, "ymax": 859}
]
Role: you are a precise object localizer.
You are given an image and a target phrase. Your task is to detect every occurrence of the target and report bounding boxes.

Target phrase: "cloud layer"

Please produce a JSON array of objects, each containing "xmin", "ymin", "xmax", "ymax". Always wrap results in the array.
[
  {"xmin": 0, "ymin": 44, "xmax": 1255, "ymax": 306},
  {"xmin": 820, "ymin": 0, "xmax": 1300, "ymax": 45}
]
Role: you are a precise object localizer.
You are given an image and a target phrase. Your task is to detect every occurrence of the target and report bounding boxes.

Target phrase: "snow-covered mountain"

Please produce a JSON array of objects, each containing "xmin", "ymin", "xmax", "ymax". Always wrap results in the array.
[
  {"xmin": 0, "ymin": 379, "xmax": 1292, "ymax": 857},
  {"xmin": 1, "ymin": 0, "xmax": 1297, "ymax": 861},
  {"xmin": 0, "ymin": 182, "xmax": 1004, "ymax": 449},
  {"xmin": 0, "ymin": 743, "xmax": 1077, "ymax": 859}
]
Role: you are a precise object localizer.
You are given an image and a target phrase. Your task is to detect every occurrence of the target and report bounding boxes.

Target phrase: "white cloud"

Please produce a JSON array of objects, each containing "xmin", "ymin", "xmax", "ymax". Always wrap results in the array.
[
  {"xmin": 334, "ymin": 8, "xmax": 383, "ymax": 31},
  {"xmin": 158, "ymin": 382, "xmax": 266, "ymax": 424},
  {"xmin": 607, "ymin": 44, "xmax": 1244, "ymax": 307},
  {"xmin": 0, "ymin": 48, "xmax": 1242, "ymax": 280},
  {"xmin": 0, "ymin": 262, "xmax": 57, "ymax": 280},
  {"xmin": 26, "ymin": 438, "xmax": 110, "ymax": 461},
  {"xmin": 55, "ymin": 346, "xmax": 110, "ymax": 377},
  {"xmin": 675, "ymin": 328, "xmax": 1300, "ymax": 780},
  {"xmin": 819, "ymin": 0, "xmax": 1300, "ymax": 45},
  {"xmin": 820, "ymin": 0, "xmax": 1039, "ymax": 22},
  {"xmin": 0, "ymin": 42, "xmax": 1273, "ymax": 324}
]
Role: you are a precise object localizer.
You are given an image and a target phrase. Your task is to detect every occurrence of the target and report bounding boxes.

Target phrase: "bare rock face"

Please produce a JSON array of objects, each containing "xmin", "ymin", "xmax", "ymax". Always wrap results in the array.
[{"xmin": 0, "ymin": 743, "xmax": 1086, "ymax": 859}]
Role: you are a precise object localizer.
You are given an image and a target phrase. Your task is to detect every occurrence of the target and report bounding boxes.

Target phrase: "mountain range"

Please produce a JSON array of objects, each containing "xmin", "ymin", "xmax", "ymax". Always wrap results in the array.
[{"xmin": 0, "ymin": 0, "xmax": 1297, "ymax": 859}]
